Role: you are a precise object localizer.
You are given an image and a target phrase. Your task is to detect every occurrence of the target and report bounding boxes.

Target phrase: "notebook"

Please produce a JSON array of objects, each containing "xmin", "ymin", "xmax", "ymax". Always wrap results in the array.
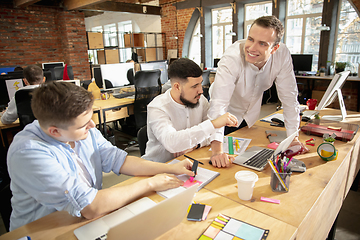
[
  {"xmin": 233, "ymin": 129, "xmax": 299, "ymax": 171},
  {"xmin": 157, "ymin": 159, "xmax": 220, "ymax": 198},
  {"xmin": 74, "ymin": 184, "xmax": 198, "ymax": 240}
]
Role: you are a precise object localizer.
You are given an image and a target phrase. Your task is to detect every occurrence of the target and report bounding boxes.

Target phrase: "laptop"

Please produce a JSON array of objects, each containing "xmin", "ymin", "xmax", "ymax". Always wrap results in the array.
[
  {"xmin": 74, "ymin": 184, "xmax": 198, "ymax": 240},
  {"xmin": 233, "ymin": 129, "xmax": 300, "ymax": 171}
]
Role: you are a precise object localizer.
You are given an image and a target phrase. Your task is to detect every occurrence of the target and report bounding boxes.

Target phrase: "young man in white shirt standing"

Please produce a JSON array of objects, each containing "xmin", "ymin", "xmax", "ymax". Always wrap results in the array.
[
  {"xmin": 208, "ymin": 16, "xmax": 308, "ymax": 168},
  {"xmin": 142, "ymin": 58, "xmax": 238, "ymax": 163}
]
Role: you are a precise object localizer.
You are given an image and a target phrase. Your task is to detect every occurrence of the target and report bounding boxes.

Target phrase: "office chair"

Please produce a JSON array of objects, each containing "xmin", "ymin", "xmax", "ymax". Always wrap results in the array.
[
  {"xmin": 202, "ymin": 70, "xmax": 211, "ymax": 100},
  {"xmin": 127, "ymin": 68, "xmax": 135, "ymax": 85},
  {"xmin": 43, "ymin": 70, "xmax": 54, "ymax": 82},
  {"xmin": 81, "ymin": 80, "xmax": 92, "ymax": 90},
  {"xmin": 104, "ymin": 79, "xmax": 113, "ymax": 89},
  {"xmin": 137, "ymin": 125, "xmax": 148, "ymax": 156},
  {"xmin": 120, "ymin": 70, "xmax": 161, "ymax": 150},
  {"xmin": 0, "ymin": 144, "xmax": 11, "ymax": 232},
  {"xmin": 15, "ymin": 89, "xmax": 36, "ymax": 127}
]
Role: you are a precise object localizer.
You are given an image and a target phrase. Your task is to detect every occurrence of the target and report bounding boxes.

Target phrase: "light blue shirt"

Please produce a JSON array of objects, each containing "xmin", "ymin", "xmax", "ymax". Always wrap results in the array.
[{"xmin": 7, "ymin": 120, "xmax": 128, "ymax": 231}]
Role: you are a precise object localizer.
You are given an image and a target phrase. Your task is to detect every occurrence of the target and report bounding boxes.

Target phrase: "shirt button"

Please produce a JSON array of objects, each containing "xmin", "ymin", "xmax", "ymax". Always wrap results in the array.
[{"xmin": 65, "ymin": 190, "xmax": 69, "ymax": 194}]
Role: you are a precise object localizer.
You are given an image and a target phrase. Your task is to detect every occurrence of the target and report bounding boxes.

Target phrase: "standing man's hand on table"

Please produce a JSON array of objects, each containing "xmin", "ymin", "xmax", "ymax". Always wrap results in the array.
[
  {"xmin": 209, "ymin": 140, "xmax": 234, "ymax": 168},
  {"xmin": 211, "ymin": 112, "xmax": 238, "ymax": 128}
]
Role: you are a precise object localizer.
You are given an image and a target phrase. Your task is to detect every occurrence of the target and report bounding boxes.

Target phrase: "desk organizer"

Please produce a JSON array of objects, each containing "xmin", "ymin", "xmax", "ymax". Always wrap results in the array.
[
  {"xmin": 301, "ymin": 119, "xmax": 359, "ymax": 142},
  {"xmin": 270, "ymin": 171, "xmax": 291, "ymax": 192}
]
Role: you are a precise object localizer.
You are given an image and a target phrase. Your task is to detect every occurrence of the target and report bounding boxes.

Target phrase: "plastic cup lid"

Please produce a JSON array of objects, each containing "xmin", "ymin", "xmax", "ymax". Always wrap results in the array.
[{"xmin": 235, "ymin": 171, "xmax": 259, "ymax": 183}]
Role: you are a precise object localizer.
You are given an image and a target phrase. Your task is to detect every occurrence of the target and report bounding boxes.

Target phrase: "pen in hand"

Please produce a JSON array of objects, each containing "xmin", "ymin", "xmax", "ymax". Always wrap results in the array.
[{"xmin": 184, "ymin": 155, "xmax": 204, "ymax": 165}]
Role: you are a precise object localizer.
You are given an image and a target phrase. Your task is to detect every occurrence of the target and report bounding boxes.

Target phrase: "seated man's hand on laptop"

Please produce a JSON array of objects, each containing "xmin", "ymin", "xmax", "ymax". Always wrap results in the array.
[
  {"xmin": 210, "ymin": 153, "xmax": 234, "ymax": 168},
  {"xmin": 147, "ymin": 173, "xmax": 185, "ymax": 192},
  {"xmin": 211, "ymin": 112, "xmax": 238, "ymax": 129}
]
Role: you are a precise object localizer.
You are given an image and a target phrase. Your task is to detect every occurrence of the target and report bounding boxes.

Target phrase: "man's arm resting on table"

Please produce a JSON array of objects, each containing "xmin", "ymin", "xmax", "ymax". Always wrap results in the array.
[
  {"xmin": 210, "ymin": 140, "xmax": 234, "ymax": 168},
  {"xmin": 81, "ymin": 156, "xmax": 194, "ymax": 219}
]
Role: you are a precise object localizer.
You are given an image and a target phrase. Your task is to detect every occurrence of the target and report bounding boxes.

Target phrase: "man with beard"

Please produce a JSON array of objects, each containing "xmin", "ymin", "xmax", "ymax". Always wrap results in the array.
[
  {"xmin": 142, "ymin": 58, "xmax": 238, "ymax": 163},
  {"xmin": 208, "ymin": 16, "xmax": 308, "ymax": 168}
]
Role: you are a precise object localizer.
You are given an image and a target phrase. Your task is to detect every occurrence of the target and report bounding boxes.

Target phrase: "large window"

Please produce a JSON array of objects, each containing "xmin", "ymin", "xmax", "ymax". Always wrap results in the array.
[
  {"xmin": 118, "ymin": 21, "xmax": 133, "ymax": 63},
  {"xmin": 335, "ymin": 0, "xmax": 360, "ymax": 73},
  {"xmin": 212, "ymin": 7, "xmax": 233, "ymax": 59},
  {"xmin": 285, "ymin": 0, "xmax": 324, "ymax": 71},
  {"xmin": 188, "ymin": 19, "xmax": 201, "ymax": 66},
  {"xmin": 104, "ymin": 23, "xmax": 117, "ymax": 47},
  {"xmin": 244, "ymin": 1, "xmax": 272, "ymax": 38}
]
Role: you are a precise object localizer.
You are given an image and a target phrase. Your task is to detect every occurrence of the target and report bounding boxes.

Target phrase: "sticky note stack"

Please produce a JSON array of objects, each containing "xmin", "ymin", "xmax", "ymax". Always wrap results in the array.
[{"xmin": 187, "ymin": 203, "xmax": 212, "ymax": 221}]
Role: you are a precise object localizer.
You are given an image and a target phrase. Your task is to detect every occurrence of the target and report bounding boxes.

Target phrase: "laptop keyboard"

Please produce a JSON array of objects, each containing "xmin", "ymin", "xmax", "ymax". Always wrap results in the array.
[
  {"xmin": 95, "ymin": 234, "xmax": 107, "ymax": 240},
  {"xmin": 243, "ymin": 148, "xmax": 274, "ymax": 169}
]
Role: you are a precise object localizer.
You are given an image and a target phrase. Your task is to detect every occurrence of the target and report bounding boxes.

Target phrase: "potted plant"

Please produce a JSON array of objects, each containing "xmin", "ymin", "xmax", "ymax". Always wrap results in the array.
[{"xmin": 335, "ymin": 62, "xmax": 349, "ymax": 73}]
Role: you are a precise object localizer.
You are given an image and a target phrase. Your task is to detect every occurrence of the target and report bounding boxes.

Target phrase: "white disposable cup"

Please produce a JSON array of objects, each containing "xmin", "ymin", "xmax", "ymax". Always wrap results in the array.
[{"xmin": 235, "ymin": 171, "xmax": 259, "ymax": 200}]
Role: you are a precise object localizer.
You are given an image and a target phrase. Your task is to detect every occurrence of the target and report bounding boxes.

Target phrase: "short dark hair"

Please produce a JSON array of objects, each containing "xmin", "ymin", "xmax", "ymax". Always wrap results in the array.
[
  {"xmin": 23, "ymin": 65, "xmax": 44, "ymax": 84},
  {"xmin": 251, "ymin": 16, "xmax": 284, "ymax": 46},
  {"xmin": 31, "ymin": 81, "xmax": 94, "ymax": 129},
  {"xmin": 168, "ymin": 58, "xmax": 203, "ymax": 84}
]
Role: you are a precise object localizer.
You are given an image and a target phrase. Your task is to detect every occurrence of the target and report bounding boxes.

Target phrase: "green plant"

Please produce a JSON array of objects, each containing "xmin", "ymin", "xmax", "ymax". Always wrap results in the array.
[{"xmin": 335, "ymin": 62, "xmax": 349, "ymax": 70}]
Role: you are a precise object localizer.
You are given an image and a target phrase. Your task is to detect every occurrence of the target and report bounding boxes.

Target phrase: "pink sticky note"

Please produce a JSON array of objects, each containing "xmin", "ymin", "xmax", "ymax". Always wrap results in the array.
[
  {"xmin": 183, "ymin": 179, "xmax": 203, "ymax": 188},
  {"xmin": 260, "ymin": 196, "xmax": 280, "ymax": 204},
  {"xmin": 202, "ymin": 205, "xmax": 212, "ymax": 220},
  {"xmin": 267, "ymin": 142, "xmax": 279, "ymax": 150}
]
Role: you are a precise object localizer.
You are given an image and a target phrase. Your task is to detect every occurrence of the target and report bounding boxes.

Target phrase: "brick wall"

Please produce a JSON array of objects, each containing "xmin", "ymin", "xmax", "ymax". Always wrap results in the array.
[
  {"xmin": 0, "ymin": 4, "xmax": 91, "ymax": 80},
  {"xmin": 160, "ymin": 0, "xmax": 194, "ymax": 58}
]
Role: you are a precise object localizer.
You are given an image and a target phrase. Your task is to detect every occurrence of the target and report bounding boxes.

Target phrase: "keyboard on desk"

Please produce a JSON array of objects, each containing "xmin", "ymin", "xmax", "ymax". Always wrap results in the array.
[
  {"xmin": 113, "ymin": 92, "xmax": 135, "ymax": 99},
  {"xmin": 233, "ymin": 147, "xmax": 275, "ymax": 171}
]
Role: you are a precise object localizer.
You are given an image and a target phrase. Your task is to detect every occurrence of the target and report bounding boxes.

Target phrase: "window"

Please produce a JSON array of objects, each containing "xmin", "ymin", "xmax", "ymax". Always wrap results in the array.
[
  {"xmin": 188, "ymin": 19, "xmax": 201, "ymax": 66},
  {"xmin": 244, "ymin": 1, "xmax": 272, "ymax": 38},
  {"xmin": 212, "ymin": 7, "xmax": 233, "ymax": 59},
  {"xmin": 104, "ymin": 23, "xmax": 117, "ymax": 47},
  {"xmin": 334, "ymin": 0, "xmax": 360, "ymax": 73},
  {"xmin": 285, "ymin": 0, "xmax": 324, "ymax": 71},
  {"xmin": 118, "ymin": 21, "xmax": 133, "ymax": 62}
]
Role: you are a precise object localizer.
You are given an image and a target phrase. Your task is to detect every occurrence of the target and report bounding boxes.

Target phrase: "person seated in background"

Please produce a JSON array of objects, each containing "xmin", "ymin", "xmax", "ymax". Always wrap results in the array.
[
  {"xmin": 7, "ymin": 81, "xmax": 194, "ymax": 231},
  {"xmin": 13, "ymin": 66, "xmax": 23, "ymax": 72},
  {"xmin": 1, "ymin": 65, "xmax": 45, "ymax": 124},
  {"xmin": 142, "ymin": 58, "xmax": 238, "ymax": 163}
]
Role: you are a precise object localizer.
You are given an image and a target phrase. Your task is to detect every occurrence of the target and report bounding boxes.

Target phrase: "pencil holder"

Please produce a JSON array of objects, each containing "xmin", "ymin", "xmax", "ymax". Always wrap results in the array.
[{"xmin": 270, "ymin": 171, "xmax": 291, "ymax": 192}]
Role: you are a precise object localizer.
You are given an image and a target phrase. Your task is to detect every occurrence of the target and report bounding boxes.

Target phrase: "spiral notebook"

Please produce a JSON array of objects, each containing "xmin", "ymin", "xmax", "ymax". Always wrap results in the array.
[{"xmin": 157, "ymin": 159, "xmax": 220, "ymax": 198}]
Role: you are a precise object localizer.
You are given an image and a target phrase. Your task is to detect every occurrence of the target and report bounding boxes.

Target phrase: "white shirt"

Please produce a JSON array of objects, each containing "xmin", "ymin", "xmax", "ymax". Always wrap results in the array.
[
  {"xmin": 1, "ymin": 84, "xmax": 40, "ymax": 124},
  {"xmin": 142, "ymin": 89, "xmax": 216, "ymax": 163},
  {"xmin": 208, "ymin": 40, "xmax": 300, "ymax": 142}
]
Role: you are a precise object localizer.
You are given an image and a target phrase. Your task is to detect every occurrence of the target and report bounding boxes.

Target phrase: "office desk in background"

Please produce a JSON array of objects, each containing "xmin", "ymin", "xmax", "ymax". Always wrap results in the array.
[
  {"xmin": 92, "ymin": 95, "xmax": 134, "ymax": 138},
  {"xmin": 295, "ymin": 75, "xmax": 360, "ymax": 111},
  {"xmin": 0, "ymin": 120, "xmax": 21, "ymax": 149}
]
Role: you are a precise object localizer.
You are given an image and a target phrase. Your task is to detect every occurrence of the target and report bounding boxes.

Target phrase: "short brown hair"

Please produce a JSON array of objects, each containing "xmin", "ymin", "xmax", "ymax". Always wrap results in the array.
[
  {"xmin": 23, "ymin": 65, "xmax": 44, "ymax": 84},
  {"xmin": 31, "ymin": 81, "xmax": 94, "ymax": 129},
  {"xmin": 168, "ymin": 58, "xmax": 203, "ymax": 84},
  {"xmin": 251, "ymin": 16, "xmax": 284, "ymax": 46}
]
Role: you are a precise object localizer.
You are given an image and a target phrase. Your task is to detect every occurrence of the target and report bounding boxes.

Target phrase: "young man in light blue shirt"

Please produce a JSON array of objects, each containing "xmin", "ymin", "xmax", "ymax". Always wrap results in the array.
[{"xmin": 7, "ymin": 81, "xmax": 194, "ymax": 231}]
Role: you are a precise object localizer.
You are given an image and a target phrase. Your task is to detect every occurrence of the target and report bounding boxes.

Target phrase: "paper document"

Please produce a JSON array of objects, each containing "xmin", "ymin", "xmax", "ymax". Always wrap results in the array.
[{"xmin": 223, "ymin": 136, "xmax": 251, "ymax": 155}]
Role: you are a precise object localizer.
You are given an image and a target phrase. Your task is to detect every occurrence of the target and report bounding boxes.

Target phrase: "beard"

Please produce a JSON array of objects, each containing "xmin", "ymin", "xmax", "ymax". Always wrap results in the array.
[{"xmin": 180, "ymin": 93, "xmax": 201, "ymax": 108}]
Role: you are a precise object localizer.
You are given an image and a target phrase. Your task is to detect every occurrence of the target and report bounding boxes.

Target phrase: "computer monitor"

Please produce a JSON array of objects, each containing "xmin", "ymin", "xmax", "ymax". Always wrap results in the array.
[
  {"xmin": 0, "ymin": 75, "xmax": 24, "ymax": 109},
  {"xmin": 100, "ymin": 62, "xmax": 134, "ymax": 90},
  {"xmin": 93, "ymin": 67, "xmax": 103, "ymax": 88},
  {"xmin": 42, "ymin": 62, "xmax": 64, "ymax": 69},
  {"xmin": 291, "ymin": 54, "xmax": 313, "ymax": 74},
  {"xmin": 56, "ymin": 79, "xmax": 81, "ymax": 86},
  {"xmin": 316, "ymin": 70, "xmax": 350, "ymax": 121},
  {"xmin": 140, "ymin": 61, "xmax": 168, "ymax": 84}
]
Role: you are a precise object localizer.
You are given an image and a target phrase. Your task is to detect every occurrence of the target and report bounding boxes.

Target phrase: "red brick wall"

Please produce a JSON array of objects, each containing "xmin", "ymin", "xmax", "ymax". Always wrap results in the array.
[
  {"xmin": 160, "ymin": 0, "xmax": 194, "ymax": 58},
  {"xmin": 0, "ymin": 4, "xmax": 90, "ymax": 80}
]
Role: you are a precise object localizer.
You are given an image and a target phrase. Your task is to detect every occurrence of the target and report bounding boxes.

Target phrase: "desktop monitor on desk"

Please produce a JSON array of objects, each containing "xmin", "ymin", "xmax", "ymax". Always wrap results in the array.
[
  {"xmin": 140, "ymin": 61, "xmax": 168, "ymax": 84},
  {"xmin": 291, "ymin": 54, "xmax": 313, "ymax": 75},
  {"xmin": 100, "ymin": 62, "xmax": 134, "ymax": 90},
  {"xmin": 42, "ymin": 62, "xmax": 64, "ymax": 69},
  {"xmin": 0, "ymin": 74, "xmax": 25, "ymax": 110}
]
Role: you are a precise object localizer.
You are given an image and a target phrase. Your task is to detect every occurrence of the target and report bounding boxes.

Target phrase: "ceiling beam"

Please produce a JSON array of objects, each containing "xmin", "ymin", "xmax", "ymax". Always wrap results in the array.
[
  {"xmin": 63, "ymin": 0, "xmax": 107, "ymax": 10},
  {"xmin": 13, "ymin": 0, "xmax": 41, "ymax": 8},
  {"xmin": 80, "ymin": 2, "xmax": 161, "ymax": 15}
]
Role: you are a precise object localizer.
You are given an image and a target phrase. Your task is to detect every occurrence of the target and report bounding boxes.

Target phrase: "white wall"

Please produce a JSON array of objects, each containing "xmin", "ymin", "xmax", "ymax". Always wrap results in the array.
[{"xmin": 85, "ymin": 11, "xmax": 161, "ymax": 33}]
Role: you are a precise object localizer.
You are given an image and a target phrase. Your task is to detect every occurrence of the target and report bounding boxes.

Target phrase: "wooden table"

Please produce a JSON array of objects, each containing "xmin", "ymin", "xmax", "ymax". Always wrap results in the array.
[
  {"xmin": 92, "ymin": 95, "xmax": 134, "ymax": 138},
  {"xmin": 1, "ymin": 108, "xmax": 359, "ymax": 240},
  {"xmin": 0, "ymin": 120, "xmax": 20, "ymax": 148},
  {"xmin": 180, "ymin": 108, "xmax": 360, "ymax": 240}
]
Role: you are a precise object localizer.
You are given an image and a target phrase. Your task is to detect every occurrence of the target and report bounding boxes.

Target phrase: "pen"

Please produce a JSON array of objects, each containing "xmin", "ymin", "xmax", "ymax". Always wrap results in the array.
[{"xmin": 184, "ymin": 155, "xmax": 204, "ymax": 165}]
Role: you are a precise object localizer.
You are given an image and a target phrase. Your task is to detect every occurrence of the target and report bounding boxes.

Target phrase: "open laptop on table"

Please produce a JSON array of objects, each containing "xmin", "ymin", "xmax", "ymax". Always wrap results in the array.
[
  {"xmin": 233, "ymin": 129, "xmax": 299, "ymax": 171},
  {"xmin": 74, "ymin": 184, "xmax": 198, "ymax": 240}
]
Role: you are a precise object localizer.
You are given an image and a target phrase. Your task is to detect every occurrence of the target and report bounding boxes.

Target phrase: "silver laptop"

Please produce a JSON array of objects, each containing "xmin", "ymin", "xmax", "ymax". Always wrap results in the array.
[
  {"xmin": 233, "ymin": 129, "xmax": 299, "ymax": 171},
  {"xmin": 74, "ymin": 184, "xmax": 198, "ymax": 240}
]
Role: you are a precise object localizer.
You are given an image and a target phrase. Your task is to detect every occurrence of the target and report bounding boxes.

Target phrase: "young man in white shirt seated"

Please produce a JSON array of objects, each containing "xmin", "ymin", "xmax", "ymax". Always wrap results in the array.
[
  {"xmin": 7, "ymin": 81, "xmax": 194, "ymax": 230},
  {"xmin": 142, "ymin": 58, "xmax": 238, "ymax": 163},
  {"xmin": 1, "ymin": 65, "xmax": 45, "ymax": 124}
]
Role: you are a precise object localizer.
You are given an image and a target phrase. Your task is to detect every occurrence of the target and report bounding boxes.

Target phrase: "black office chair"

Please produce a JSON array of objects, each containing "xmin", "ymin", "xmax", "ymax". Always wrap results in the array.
[
  {"xmin": 120, "ymin": 70, "xmax": 161, "ymax": 149},
  {"xmin": 104, "ymin": 79, "xmax": 113, "ymax": 89},
  {"xmin": 81, "ymin": 80, "xmax": 92, "ymax": 90},
  {"xmin": 0, "ymin": 144, "xmax": 11, "ymax": 232},
  {"xmin": 202, "ymin": 70, "xmax": 211, "ymax": 101},
  {"xmin": 15, "ymin": 89, "xmax": 36, "ymax": 127},
  {"xmin": 137, "ymin": 125, "xmax": 148, "ymax": 156},
  {"xmin": 127, "ymin": 68, "xmax": 135, "ymax": 85},
  {"xmin": 43, "ymin": 70, "xmax": 54, "ymax": 82}
]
